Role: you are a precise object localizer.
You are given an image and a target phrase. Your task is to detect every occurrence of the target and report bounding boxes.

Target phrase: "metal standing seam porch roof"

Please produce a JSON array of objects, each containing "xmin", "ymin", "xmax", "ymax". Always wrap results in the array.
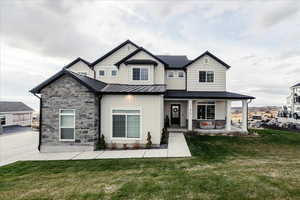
[{"xmin": 164, "ymin": 90, "xmax": 255, "ymax": 100}]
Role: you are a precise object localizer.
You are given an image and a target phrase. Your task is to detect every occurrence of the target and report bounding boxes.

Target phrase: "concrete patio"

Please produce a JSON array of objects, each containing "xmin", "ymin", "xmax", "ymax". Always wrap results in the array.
[{"xmin": 0, "ymin": 128, "xmax": 191, "ymax": 167}]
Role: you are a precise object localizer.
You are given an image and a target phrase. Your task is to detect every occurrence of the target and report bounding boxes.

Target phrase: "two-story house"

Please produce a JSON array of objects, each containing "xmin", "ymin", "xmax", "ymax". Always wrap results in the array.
[
  {"xmin": 30, "ymin": 40, "xmax": 255, "ymax": 152},
  {"xmin": 285, "ymin": 83, "xmax": 300, "ymax": 119}
]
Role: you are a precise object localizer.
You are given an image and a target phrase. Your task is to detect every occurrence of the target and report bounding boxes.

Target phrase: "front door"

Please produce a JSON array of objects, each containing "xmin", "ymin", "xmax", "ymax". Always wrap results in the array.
[{"xmin": 171, "ymin": 104, "xmax": 181, "ymax": 126}]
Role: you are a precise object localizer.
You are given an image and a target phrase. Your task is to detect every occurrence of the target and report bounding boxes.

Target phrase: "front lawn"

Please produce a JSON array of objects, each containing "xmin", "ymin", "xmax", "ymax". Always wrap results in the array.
[{"xmin": 1, "ymin": 129, "xmax": 300, "ymax": 200}]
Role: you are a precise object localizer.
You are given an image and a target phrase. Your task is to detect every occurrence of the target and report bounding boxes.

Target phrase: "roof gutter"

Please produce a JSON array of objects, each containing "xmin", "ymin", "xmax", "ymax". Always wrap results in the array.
[{"xmin": 32, "ymin": 93, "xmax": 42, "ymax": 152}]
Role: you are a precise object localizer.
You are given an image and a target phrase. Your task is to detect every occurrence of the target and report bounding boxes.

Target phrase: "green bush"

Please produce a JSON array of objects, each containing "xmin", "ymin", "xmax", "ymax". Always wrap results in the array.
[
  {"xmin": 146, "ymin": 132, "xmax": 152, "ymax": 149},
  {"xmin": 96, "ymin": 134, "xmax": 106, "ymax": 150},
  {"xmin": 161, "ymin": 128, "xmax": 169, "ymax": 144}
]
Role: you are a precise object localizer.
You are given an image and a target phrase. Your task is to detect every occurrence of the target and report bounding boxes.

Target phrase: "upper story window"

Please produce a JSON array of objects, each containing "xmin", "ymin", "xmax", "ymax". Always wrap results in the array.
[
  {"xmin": 167, "ymin": 71, "xmax": 174, "ymax": 78},
  {"xmin": 111, "ymin": 70, "xmax": 117, "ymax": 76},
  {"xmin": 78, "ymin": 72, "xmax": 87, "ymax": 76},
  {"xmin": 132, "ymin": 68, "xmax": 148, "ymax": 81},
  {"xmin": 0, "ymin": 115, "xmax": 6, "ymax": 125},
  {"xmin": 99, "ymin": 70, "xmax": 105, "ymax": 76},
  {"xmin": 178, "ymin": 71, "xmax": 184, "ymax": 78},
  {"xmin": 199, "ymin": 71, "xmax": 214, "ymax": 83}
]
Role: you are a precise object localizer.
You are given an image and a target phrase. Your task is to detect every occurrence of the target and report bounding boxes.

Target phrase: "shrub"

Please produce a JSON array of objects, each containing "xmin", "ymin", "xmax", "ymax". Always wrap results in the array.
[
  {"xmin": 96, "ymin": 134, "xmax": 106, "ymax": 150},
  {"xmin": 123, "ymin": 144, "xmax": 128, "ymax": 150},
  {"xmin": 146, "ymin": 132, "xmax": 152, "ymax": 149},
  {"xmin": 161, "ymin": 128, "xmax": 169, "ymax": 144}
]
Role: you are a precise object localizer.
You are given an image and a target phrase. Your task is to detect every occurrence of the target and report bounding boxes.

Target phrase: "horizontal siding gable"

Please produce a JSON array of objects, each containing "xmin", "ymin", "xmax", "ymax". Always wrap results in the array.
[
  {"xmin": 187, "ymin": 55, "xmax": 226, "ymax": 91},
  {"xmin": 67, "ymin": 61, "xmax": 94, "ymax": 78}
]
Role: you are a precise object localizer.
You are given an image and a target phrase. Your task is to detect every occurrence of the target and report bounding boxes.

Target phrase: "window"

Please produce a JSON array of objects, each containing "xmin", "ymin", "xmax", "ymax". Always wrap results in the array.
[
  {"xmin": 132, "ymin": 68, "xmax": 148, "ymax": 80},
  {"xmin": 112, "ymin": 109, "xmax": 140, "ymax": 139},
  {"xmin": 178, "ymin": 71, "xmax": 184, "ymax": 78},
  {"xmin": 0, "ymin": 115, "xmax": 6, "ymax": 125},
  {"xmin": 78, "ymin": 72, "xmax": 87, "ymax": 76},
  {"xmin": 59, "ymin": 109, "xmax": 75, "ymax": 140},
  {"xmin": 199, "ymin": 71, "xmax": 206, "ymax": 82},
  {"xmin": 207, "ymin": 71, "xmax": 214, "ymax": 82},
  {"xmin": 199, "ymin": 71, "xmax": 214, "ymax": 83},
  {"xmin": 197, "ymin": 103, "xmax": 215, "ymax": 120},
  {"xmin": 168, "ymin": 71, "xmax": 174, "ymax": 78},
  {"xmin": 99, "ymin": 70, "xmax": 105, "ymax": 76},
  {"xmin": 111, "ymin": 70, "xmax": 117, "ymax": 76}
]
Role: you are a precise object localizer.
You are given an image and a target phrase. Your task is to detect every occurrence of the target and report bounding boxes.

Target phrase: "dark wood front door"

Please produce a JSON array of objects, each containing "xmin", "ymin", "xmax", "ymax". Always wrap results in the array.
[{"xmin": 171, "ymin": 104, "xmax": 181, "ymax": 126}]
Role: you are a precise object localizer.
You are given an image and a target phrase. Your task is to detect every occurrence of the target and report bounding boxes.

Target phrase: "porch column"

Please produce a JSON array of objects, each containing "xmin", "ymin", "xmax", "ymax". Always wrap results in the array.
[
  {"xmin": 242, "ymin": 100, "xmax": 248, "ymax": 132},
  {"xmin": 188, "ymin": 99, "xmax": 193, "ymax": 131},
  {"xmin": 226, "ymin": 100, "xmax": 232, "ymax": 131}
]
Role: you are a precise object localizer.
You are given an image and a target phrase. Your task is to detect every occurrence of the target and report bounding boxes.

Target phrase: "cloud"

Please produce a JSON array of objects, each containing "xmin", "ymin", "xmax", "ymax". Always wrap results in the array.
[
  {"xmin": 1, "ymin": 0, "xmax": 300, "ymax": 109},
  {"xmin": 259, "ymin": 3, "xmax": 300, "ymax": 28}
]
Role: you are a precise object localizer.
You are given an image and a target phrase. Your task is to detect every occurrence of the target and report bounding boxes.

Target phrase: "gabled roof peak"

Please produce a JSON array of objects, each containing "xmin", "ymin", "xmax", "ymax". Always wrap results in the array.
[{"xmin": 64, "ymin": 57, "xmax": 91, "ymax": 69}]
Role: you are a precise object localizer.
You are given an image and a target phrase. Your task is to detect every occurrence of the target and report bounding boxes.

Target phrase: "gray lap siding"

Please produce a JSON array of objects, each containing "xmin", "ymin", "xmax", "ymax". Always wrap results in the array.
[{"xmin": 40, "ymin": 75, "xmax": 98, "ymax": 151}]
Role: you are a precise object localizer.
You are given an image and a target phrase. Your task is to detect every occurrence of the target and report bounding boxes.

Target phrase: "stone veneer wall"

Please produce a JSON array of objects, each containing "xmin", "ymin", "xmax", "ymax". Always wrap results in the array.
[{"xmin": 40, "ymin": 75, "xmax": 99, "ymax": 152}]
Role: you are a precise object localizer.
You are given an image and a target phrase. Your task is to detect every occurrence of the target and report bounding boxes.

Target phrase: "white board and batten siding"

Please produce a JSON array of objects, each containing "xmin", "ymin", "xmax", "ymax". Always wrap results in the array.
[
  {"xmin": 67, "ymin": 61, "xmax": 94, "ymax": 78},
  {"xmin": 186, "ymin": 55, "xmax": 227, "ymax": 91}
]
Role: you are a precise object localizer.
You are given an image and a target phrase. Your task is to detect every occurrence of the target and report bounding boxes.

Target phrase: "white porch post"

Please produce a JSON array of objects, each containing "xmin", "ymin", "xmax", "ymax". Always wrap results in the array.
[
  {"xmin": 242, "ymin": 100, "xmax": 248, "ymax": 132},
  {"xmin": 188, "ymin": 99, "xmax": 193, "ymax": 131},
  {"xmin": 226, "ymin": 100, "xmax": 232, "ymax": 131}
]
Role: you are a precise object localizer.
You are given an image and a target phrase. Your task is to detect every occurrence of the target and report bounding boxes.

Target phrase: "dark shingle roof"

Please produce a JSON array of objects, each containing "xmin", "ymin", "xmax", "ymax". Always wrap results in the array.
[
  {"xmin": 30, "ymin": 69, "xmax": 107, "ymax": 94},
  {"xmin": 0, "ymin": 101, "xmax": 34, "ymax": 113},
  {"xmin": 30, "ymin": 69, "xmax": 165, "ymax": 95},
  {"xmin": 115, "ymin": 47, "xmax": 169, "ymax": 67},
  {"xmin": 124, "ymin": 59, "xmax": 158, "ymax": 66},
  {"xmin": 156, "ymin": 55, "xmax": 190, "ymax": 69},
  {"xmin": 102, "ymin": 84, "xmax": 166, "ymax": 94},
  {"xmin": 164, "ymin": 90, "xmax": 255, "ymax": 99},
  {"xmin": 91, "ymin": 40, "xmax": 140, "ymax": 67},
  {"xmin": 292, "ymin": 83, "xmax": 300, "ymax": 87}
]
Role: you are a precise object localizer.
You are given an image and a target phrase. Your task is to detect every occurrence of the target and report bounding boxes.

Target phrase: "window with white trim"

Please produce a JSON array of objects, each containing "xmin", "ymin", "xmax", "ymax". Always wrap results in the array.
[
  {"xmin": 199, "ymin": 71, "xmax": 214, "ymax": 83},
  {"xmin": 112, "ymin": 110, "xmax": 140, "ymax": 139},
  {"xmin": 59, "ymin": 109, "xmax": 75, "ymax": 140},
  {"xmin": 132, "ymin": 68, "xmax": 148, "ymax": 80},
  {"xmin": 178, "ymin": 71, "xmax": 184, "ymax": 78},
  {"xmin": 167, "ymin": 71, "xmax": 174, "ymax": 78},
  {"xmin": 0, "ymin": 115, "xmax": 6, "ymax": 125},
  {"xmin": 111, "ymin": 70, "xmax": 117, "ymax": 76},
  {"xmin": 197, "ymin": 102, "xmax": 215, "ymax": 120},
  {"xmin": 99, "ymin": 70, "xmax": 105, "ymax": 76}
]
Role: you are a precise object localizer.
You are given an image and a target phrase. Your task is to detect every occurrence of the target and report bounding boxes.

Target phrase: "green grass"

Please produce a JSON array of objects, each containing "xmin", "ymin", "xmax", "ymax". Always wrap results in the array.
[{"xmin": 1, "ymin": 129, "xmax": 300, "ymax": 200}]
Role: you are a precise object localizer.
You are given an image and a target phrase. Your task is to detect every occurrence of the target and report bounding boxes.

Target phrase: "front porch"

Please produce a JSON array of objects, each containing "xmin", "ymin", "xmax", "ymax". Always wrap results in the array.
[{"xmin": 164, "ymin": 98, "xmax": 249, "ymax": 133}]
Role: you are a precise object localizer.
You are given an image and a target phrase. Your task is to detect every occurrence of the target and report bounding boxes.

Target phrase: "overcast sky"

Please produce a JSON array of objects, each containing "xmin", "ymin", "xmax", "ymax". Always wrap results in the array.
[{"xmin": 1, "ymin": 0, "xmax": 300, "ymax": 110}]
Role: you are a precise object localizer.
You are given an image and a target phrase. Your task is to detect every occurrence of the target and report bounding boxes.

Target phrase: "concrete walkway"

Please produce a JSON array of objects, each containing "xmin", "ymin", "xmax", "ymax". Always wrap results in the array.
[{"xmin": 0, "ymin": 131, "xmax": 191, "ymax": 167}]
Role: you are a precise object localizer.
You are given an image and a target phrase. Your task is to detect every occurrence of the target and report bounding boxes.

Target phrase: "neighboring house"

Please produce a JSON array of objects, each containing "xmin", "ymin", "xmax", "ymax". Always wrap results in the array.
[
  {"xmin": 30, "ymin": 40, "xmax": 255, "ymax": 152},
  {"xmin": 0, "ymin": 101, "xmax": 34, "ymax": 127},
  {"xmin": 285, "ymin": 83, "xmax": 300, "ymax": 118}
]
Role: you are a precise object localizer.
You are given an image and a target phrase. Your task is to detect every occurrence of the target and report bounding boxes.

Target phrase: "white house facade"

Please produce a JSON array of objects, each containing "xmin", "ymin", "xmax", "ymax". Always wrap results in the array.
[{"xmin": 30, "ymin": 40, "xmax": 255, "ymax": 152}]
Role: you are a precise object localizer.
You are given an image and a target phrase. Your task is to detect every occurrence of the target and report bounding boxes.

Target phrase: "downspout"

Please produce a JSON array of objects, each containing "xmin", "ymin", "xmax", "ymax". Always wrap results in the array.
[
  {"xmin": 33, "ymin": 93, "xmax": 42, "ymax": 151},
  {"xmin": 247, "ymin": 99, "xmax": 253, "ymax": 131},
  {"xmin": 98, "ymin": 95, "xmax": 102, "ymax": 142}
]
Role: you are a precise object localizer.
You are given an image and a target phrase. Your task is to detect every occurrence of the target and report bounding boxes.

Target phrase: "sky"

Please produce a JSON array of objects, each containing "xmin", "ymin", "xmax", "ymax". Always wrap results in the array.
[{"xmin": 0, "ymin": 0, "xmax": 300, "ymax": 110}]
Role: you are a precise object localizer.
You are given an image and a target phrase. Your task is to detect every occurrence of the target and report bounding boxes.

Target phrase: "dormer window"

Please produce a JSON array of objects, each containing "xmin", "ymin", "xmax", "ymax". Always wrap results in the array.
[
  {"xmin": 132, "ymin": 68, "xmax": 148, "ymax": 81},
  {"xmin": 199, "ymin": 71, "xmax": 214, "ymax": 83}
]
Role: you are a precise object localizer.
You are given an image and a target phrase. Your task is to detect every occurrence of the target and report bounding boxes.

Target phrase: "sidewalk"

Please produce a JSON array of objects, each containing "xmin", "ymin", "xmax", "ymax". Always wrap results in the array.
[{"xmin": 0, "ymin": 132, "xmax": 191, "ymax": 167}]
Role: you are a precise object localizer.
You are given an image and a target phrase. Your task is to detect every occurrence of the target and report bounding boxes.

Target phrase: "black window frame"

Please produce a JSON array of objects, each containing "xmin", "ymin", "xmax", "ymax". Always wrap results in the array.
[{"xmin": 199, "ymin": 71, "xmax": 214, "ymax": 83}]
